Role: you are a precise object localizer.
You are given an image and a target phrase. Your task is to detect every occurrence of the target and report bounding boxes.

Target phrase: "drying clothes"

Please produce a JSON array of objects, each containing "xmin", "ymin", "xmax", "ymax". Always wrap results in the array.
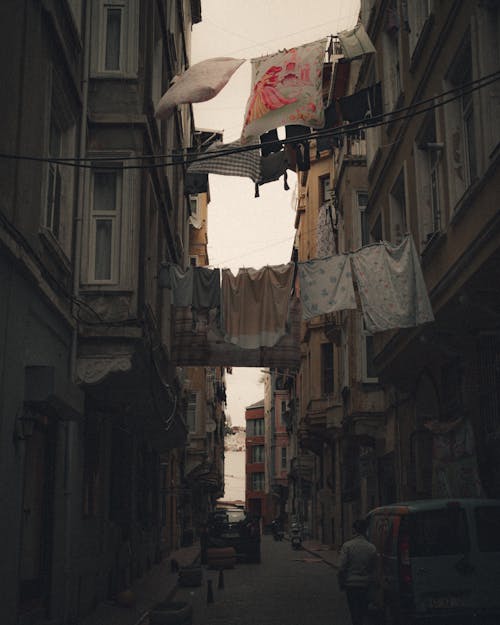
[
  {"xmin": 350, "ymin": 236, "xmax": 434, "ymax": 333},
  {"xmin": 169, "ymin": 265, "xmax": 221, "ymax": 310},
  {"xmin": 316, "ymin": 204, "xmax": 337, "ymax": 258},
  {"xmin": 155, "ymin": 57, "xmax": 244, "ymax": 119},
  {"xmin": 193, "ymin": 267, "xmax": 221, "ymax": 310},
  {"xmin": 260, "ymin": 129, "xmax": 282, "ymax": 156},
  {"xmin": 339, "ymin": 83, "xmax": 382, "ymax": 122},
  {"xmin": 285, "ymin": 125, "xmax": 311, "ymax": 171},
  {"xmin": 241, "ymin": 38, "xmax": 327, "ymax": 141},
  {"xmin": 255, "ymin": 151, "xmax": 291, "ymax": 196},
  {"xmin": 170, "ymin": 265, "xmax": 194, "ymax": 307},
  {"xmin": 185, "ymin": 172, "xmax": 208, "ymax": 194},
  {"xmin": 221, "ymin": 264, "xmax": 295, "ymax": 349},
  {"xmin": 187, "ymin": 139, "xmax": 261, "ymax": 183},
  {"xmin": 298, "ymin": 255, "xmax": 356, "ymax": 320},
  {"xmin": 337, "ymin": 23, "xmax": 376, "ymax": 60}
]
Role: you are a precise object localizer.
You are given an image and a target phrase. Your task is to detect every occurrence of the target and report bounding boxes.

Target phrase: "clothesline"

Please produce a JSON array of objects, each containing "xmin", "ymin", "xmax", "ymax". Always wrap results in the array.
[{"xmin": 165, "ymin": 235, "xmax": 435, "ymax": 337}]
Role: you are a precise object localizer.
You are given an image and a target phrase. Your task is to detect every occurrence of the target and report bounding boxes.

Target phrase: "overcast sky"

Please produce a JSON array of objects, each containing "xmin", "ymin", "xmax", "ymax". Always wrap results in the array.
[{"xmin": 190, "ymin": 0, "xmax": 360, "ymax": 426}]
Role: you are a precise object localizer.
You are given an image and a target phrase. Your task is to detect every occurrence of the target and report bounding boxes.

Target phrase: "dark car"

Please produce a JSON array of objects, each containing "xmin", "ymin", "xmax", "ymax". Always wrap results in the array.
[{"xmin": 206, "ymin": 508, "xmax": 261, "ymax": 563}]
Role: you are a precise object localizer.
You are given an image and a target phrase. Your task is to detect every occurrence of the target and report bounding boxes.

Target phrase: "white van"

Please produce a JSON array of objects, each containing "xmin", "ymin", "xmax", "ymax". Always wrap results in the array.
[{"xmin": 366, "ymin": 498, "xmax": 500, "ymax": 624}]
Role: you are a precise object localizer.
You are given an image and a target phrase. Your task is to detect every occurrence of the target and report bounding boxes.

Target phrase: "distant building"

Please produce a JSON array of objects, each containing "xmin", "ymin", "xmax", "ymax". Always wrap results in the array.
[{"xmin": 245, "ymin": 399, "xmax": 267, "ymax": 521}]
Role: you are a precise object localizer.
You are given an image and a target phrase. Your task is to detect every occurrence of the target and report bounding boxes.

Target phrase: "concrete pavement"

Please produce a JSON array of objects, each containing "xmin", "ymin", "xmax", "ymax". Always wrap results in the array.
[
  {"xmin": 301, "ymin": 539, "xmax": 340, "ymax": 568},
  {"xmin": 79, "ymin": 543, "xmax": 200, "ymax": 625}
]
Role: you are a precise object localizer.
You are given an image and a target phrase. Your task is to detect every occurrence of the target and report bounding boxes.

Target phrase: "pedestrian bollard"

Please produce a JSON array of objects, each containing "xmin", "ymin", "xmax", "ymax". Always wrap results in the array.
[
  {"xmin": 218, "ymin": 568, "xmax": 224, "ymax": 590},
  {"xmin": 207, "ymin": 579, "xmax": 214, "ymax": 604}
]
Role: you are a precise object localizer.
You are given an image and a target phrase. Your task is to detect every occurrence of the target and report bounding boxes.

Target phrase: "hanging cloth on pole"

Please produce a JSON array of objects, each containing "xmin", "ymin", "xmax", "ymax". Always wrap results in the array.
[
  {"xmin": 298, "ymin": 255, "xmax": 357, "ymax": 320},
  {"xmin": 350, "ymin": 236, "xmax": 434, "ymax": 333},
  {"xmin": 221, "ymin": 264, "xmax": 295, "ymax": 349}
]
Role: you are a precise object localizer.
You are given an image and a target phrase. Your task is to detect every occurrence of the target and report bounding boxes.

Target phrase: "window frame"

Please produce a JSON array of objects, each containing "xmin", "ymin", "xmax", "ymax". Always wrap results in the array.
[
  {"xmin": 88, "ymin": 167, "xmax": 122, "ymax": 285},
  {"xmin": 186, "ymin": 391, "xmax": 198, "ymax": 433},
  {"xmin": 361, "ymin": 326, "xmax": 378, "ymax": 383},
  {"xmin": 41, "ymin": 68, "xmax": 77, "ymax": 257},
  {"xmin": 321, "ymin": 342, "xmax": 335, "ymax": 396},
  {"xmin": 356, "ymin": 190, "xmax": 369, "ymax": 246},
  {"xmin": 91, "ymin": 0, "xmax": 139, "ymax": 77},
  {"xmin": 389, "ymin": 167, "xmax": 408, "ymax": 245},
  {"xmin": 251, "ymin": 472, "xmax": 265, "ymax": 491},
  {"xmin": 252, "ymin": 444, "xmax": 264, "ymax": 463}
]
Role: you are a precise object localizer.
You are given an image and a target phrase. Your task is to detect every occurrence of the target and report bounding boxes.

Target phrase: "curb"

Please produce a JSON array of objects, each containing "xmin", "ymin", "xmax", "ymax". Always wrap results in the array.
[{"xmin": 301, "ymin": 545, "xmax": 339, "ymax": 569}]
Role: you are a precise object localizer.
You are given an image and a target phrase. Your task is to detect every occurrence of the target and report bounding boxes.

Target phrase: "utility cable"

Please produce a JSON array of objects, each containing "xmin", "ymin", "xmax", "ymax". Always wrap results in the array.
[{"xmin": 0, "ymin": 70, "xmax": 498, "ymax": 170}]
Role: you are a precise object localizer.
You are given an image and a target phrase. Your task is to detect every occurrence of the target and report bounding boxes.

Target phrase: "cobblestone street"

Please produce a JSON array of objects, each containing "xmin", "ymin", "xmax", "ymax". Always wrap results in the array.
[{"xmin": 174, "ymin": 535, "xmax": 351, "ymax": 625}]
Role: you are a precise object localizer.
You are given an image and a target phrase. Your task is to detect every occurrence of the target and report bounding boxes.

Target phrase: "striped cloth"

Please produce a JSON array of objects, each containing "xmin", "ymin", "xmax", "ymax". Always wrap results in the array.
[{"xmin": 187, "ymin": 139, "xmax": 261, "ymax": 182}]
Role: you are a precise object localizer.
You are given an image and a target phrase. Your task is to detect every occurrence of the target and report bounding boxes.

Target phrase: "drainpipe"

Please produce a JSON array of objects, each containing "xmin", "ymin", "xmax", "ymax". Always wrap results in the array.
[{"xmin": 65, "ymin": 2, "xmax": 92, "ymax": 621}]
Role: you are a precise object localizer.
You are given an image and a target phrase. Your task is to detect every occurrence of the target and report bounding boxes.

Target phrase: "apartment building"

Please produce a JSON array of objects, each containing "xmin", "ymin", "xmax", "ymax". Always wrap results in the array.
[
  {"xmin": 245, "ymin": 399, "xmax": 267, "ymax": 522},
  {"xmin": 358, "ymin": 0, "xmax": 500, "ymax": 503},
  {"xmin": 0, "ymin": 2, "xmax": 211, "ymax": 623}
]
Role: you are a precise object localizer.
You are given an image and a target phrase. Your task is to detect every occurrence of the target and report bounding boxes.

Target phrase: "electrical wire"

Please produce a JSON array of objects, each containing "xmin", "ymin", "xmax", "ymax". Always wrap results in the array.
[{"xmin": 0, "ymin": 70, "xmax": 498, "ymax": 170}]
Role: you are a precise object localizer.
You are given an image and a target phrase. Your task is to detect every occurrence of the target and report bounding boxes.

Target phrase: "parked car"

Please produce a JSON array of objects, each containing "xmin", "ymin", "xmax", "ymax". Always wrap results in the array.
[
  {"xmin": 366, "ymin": 498, "xmax": 500, "ymax": 624},
  {"xmin": 205, "ymin": 507, "xmax": 261, "ymax": 563}
]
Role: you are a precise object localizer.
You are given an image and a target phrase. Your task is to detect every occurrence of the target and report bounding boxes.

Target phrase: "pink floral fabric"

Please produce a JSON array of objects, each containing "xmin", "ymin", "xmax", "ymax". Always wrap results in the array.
[{"xmin": 241, "ymin": 39, "xmax": 327, "ymax": 142}]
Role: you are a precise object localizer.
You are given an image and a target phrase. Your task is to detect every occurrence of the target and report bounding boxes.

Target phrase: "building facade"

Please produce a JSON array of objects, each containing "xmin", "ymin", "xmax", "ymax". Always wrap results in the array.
[
  {"xmin": 245, "ymin": 400, "xmax": 268, "ymax": 522},
  {"xmin": 0, "ymin": 2, "xmax": 222, "ymax": 624}
]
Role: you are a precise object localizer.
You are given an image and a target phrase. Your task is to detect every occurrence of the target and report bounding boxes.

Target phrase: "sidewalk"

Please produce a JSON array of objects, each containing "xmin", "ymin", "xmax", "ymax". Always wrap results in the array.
[
  {"xmin": 80, "ymin": 543, "xmax": 200, "ymax": 625},
  {"xmin": 301, "ymin": 539, "xmax": 340, "ymax": 568}
]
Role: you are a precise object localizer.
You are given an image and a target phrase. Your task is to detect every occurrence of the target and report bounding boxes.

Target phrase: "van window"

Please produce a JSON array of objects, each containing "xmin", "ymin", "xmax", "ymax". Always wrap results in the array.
[
  {"xmin": 410, "ymin": 508, "xmax": 469, "ymax": 557},
  {"xmin": 475, "ymin": 506, "xmax": 500, "ymax": 552}
]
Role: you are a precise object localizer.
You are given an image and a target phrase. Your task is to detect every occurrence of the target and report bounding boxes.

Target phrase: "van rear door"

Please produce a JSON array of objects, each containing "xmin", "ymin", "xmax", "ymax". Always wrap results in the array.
[
  {"xmin": 409, "ymin": 505, "xmax": 474, "ymax": 615},
  {"xmin": 472, "ymin": 504, "xmax": 500, "ymax": 617}
]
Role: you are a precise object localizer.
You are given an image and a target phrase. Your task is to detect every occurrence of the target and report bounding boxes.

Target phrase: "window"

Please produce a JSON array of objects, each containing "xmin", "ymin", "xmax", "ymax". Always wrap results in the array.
[
  {"xmin": 389, "ymin": 169, "xmax": 407, "ymax": 244},
  {"xmin": 478, "ymin": 335, "xmax": 500, "ymax": 439},
  {"xmin": 321, "ymin": 343, "xmax": 334, "ymax": 395},
  {"xmin": 280, "ymin": 400, "xmax": 287, "ymax": 422},
  {"xmin": 248, "ymin": 418, "xmax": 264, "ymax": 436},
  {"xmin": 319, "ymin": 175, "xmax": 331, "ymax": 205},
  {"xmin": 251, "ymin": 472, "xmax": 265, "ymax": 491},
  {"xmin": 475, "ymin": 506, "xmax": 500, "ymax": 552},
  {"xmin": 357, "ymin": 191, "xmax": 369, "ymax": 246},
  {"xmin": 186, "ymin": 392, "xmax": 198, "ymax": 432},
  {"xmin": 361, "ymin": 326, "xmax": 378, "ymax": 382},
  {"xmin": 445, "ymin": 36, "xmax": 478, "ymax": 207},
  {"xmin": 408, "ymin": 0, "xmax": 433, "ymax": 57},
  {"xmin": 411, "ymin": 508, "xmax": 470, "ymax": 557},
  {"xmin": 415, "ymin": 115, "xmax": 442, "ymax": 247},
  {"xmin": 42, "ymin": 72, "xmax": 76, "ymax": 249},
  {"xmin": 189, "ymin": 195, "xmax": 199, "ymax": 219},
  {"xmin": 89, "ymin": 168, "xmax": 122, "ymax": 283},
  {"xmin": 252, "ymin": 445, "xmax": 264, "ymax": 463},
  {"xmin": 281, "ymin": 447, "xmax": 287, "ymax": 469},
  {"xmin": 92, "ymin": 0, "xmax": 139, "ymax": 76}
]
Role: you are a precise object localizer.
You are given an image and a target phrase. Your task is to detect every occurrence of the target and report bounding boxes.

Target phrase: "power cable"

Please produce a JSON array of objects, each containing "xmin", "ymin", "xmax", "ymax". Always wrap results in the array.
[{"xmin": 0, "ymin": 70, "xmax": 498, "ymax": 170}]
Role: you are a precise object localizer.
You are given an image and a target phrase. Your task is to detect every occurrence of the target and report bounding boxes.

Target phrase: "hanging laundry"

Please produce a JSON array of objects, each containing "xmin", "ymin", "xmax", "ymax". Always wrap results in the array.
[
  {"xmin": 241, "ymin": 38, "xmax": 327, "ymax": 142},
  {"xmin": 192, "ymin": 267, "xmax": 221, "ymax": 311},
  {"xmin": 316, "ymin": 204, "xmax": 337, "ymax": 258},
  {"xmin": 337, "ymin": 23, "xmax": 376, "ymax": 60},
  {"xmin": 187, "ymin": 139, "xmax": 261, "ymax": 183},
  {"xmin": 255, "ymin": 150, "xmax": 291, "ymax": 197},
  {"xmin": 260, "ymin": 129, "xmax": 282, "ymax": 156},
  {"xmin": 169, "ymin": 265, "xmax": 194, "ymax": 307},
  {"xmin": 169, "ymin": 265, "xmax": 221, "ymax": 311},
  {"xmin": 221, "ymin": 264, "xmax": 295, "ymax": 349},
  {"xmin": 316, "ymin": 101, "xmax": 340, "ymax": 154},
  {"xmin": 339, "ymin": 82, "xmax": 382, "ymax": 122},
  {"xmin": 185, "ymin": 172, "xmax": 208, "ymax": 195},
  {"xmin": 350, "ymin": 235, "xmax": 434, "ymax": 333},
  {"xmin": 155, "ymin": 57, "xmax": 244, "ymax": 119},
  {"xmin": 286, "ymin": 125, "xmax": 311, "ymax": 172},
  {"xmin": 298, "ymin": 255, "xmax": 356, "ymax": 320}
]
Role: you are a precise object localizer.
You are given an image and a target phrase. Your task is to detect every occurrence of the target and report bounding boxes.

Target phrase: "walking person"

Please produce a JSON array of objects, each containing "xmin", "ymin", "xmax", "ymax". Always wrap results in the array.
[{"xmin": 338, "ymin": 519, "xmax": 377, "ymax": 625}]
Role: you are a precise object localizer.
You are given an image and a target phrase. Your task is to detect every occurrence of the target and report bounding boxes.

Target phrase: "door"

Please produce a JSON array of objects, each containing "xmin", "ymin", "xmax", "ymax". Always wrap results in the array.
[{"xmin": 18, "ymin": 413, "xmax": 55, "ymax": 619}]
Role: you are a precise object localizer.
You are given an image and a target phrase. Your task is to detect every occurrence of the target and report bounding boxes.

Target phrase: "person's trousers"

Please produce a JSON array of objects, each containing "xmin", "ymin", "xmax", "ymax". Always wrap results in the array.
[{"xmin": 345, "ymin": 586, "xmax": 369, "ymax": 625}]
